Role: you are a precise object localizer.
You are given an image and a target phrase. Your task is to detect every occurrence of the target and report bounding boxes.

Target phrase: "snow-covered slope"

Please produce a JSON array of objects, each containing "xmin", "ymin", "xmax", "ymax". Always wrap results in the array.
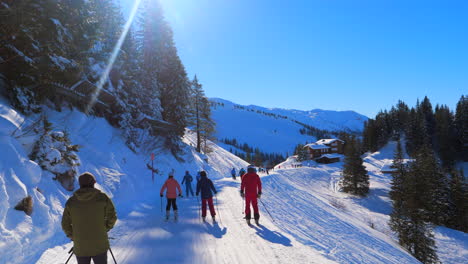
[
  {"xmin": 210, "ymin": 98, "xmax": 368, "ymax": 155},
  {"xmin": 0, "ymin": 97, "xmax": 250, "ymax": 264},
  {"xmin": 1, "ymin": 97, "xmax": 466, "ymax": 264}
]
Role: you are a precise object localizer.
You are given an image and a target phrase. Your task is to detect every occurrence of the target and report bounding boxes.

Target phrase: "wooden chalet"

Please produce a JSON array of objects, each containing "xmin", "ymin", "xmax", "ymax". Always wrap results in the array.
[{"xmin": 316, "ymin": 154, "xmax": 341, "ymax": 164}]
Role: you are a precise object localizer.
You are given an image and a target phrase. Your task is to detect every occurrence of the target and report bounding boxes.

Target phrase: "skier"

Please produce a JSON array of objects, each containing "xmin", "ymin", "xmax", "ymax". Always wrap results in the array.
[
  {"xmin": 239, "ymin": 168, "xmax": 246, "ymax": 178},
  {"xmin": 196, "ymin": 171, "xmax": 202, "ymax": 182},
  {"xmin": 196, "ymin": 171, "xmax": 218, "ymax": 222},
  {"xmin": 61, "ymin": 172, "xmax": 117, "ymax": 264},
  {"xmin": 181, "ymin": 170, "xmax": 194, "ymax": 197},
  {"xmin": 240, "ymin": 165, "xmax": 262, "ymax": 225},
  {"xmin": 231, "ymin": 168, "xmax": 236, "ymax": 180},
  {"xmin": 160, "ymin": 172, "xmax": 183, "ymax": 222}
]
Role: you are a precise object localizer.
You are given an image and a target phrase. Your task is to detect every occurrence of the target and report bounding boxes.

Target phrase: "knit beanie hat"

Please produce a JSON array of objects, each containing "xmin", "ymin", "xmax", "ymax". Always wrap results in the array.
[{"xmin": 79, "ymin": 172, "xmax": 96, "ymax": 188}]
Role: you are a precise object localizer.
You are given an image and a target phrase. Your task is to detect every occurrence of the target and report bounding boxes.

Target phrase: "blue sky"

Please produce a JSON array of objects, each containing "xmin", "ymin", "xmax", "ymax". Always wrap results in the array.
[{"xmin": 122, "ymin": 0, "xmax": 467, "ymax": 117}]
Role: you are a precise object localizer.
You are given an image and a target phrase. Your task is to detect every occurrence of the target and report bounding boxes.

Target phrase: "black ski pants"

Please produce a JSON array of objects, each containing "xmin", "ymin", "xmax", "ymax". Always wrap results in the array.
[
  {"xmin": 166, "ymin": 198, "xmax": 178, "ymax": 211},
  {"xmin": 76, "ymin": 251, "xmax": 107, "ymax": 264}
]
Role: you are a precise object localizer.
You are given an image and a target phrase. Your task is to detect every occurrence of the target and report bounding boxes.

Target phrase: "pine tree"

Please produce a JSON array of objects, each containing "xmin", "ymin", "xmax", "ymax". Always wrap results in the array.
[
  {"xmin": 188, "ymin": 76, "xmax": 215, "ymax": 153},
  {"xmin": 341, "ymin": 137, "xmax": 369, "ymax": 196},
  {"xmin": 447, "ymin": 169, "xmax": 468, "ymax": 232},
  {"xmin": 454, "ymin": 95, "xmax": 468, "ymax": 161},
  {"xmin": 137, "ymin": 0, "xmax": 190, "ymax": 152},
  {"xmin": 389, "ymin": 140, "xmax": 406, "ymax": 203},
  {"xmin": 406, "ymin": 108, "xmax": 426, "ymax": 156},
  {"xmin": 434, "ymin": 105, "xmax": 456, "ymax": 168},
  {"xmin": 390, "ymin": 144, "xmax": 440, "ymax": 264},
  {"xmin": 389, "ymin": 140, "xmax": 410, "ymax": 249},
  {"xmin": 411, "ymin": 145, "xmax": 450, "ymax": 225}
]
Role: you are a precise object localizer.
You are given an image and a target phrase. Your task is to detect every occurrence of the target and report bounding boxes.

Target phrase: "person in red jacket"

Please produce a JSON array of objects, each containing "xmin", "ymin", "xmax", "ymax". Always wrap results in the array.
[
  {"xmin": 160, "ymin": 172, "xmax": 183, "ymax": 221},
  {"xmin": 240, "ymin": 165, "xmax": 262, "ymax": 225}
]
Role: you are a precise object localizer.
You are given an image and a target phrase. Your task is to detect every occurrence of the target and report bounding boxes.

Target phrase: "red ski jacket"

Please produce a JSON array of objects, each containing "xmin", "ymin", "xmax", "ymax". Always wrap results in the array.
[
  {"xmin": 241, "ymin": 172, "xmax": 262, "ymax": 197},
  {"xmin": 160, "ymin": 178, "xmax": 182, "ymax": 199}
]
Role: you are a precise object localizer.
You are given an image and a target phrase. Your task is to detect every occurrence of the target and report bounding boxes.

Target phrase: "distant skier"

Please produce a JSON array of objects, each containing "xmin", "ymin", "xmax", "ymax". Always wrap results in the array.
[
  {"xmin": 240, "ymin": 165, "xmax": 262, "ymax": 225},
  {"xmin": 61, "ymin": 172, "xmax": 117, "ymax": 264},
  {"xmin": 181, "ymin": 171, "xmax": 194, "ymax": 197},
  {"xmin": 196, "ymin": 171, "xmax": 218, "ymax": 222},
  {"xmin": 196, "ymin": 171, "xmax": 202, "ymax": 182},
  {"xmin": 231, "ymin": 168, "xmax": 237, "ymax": 180},
  {"xmin": 160, "ymin": 172, "xmax": 183, "ymax": 222},
  {"xmin": 239, "ymin": 168, "xmax": 246, "ymax": 178}
]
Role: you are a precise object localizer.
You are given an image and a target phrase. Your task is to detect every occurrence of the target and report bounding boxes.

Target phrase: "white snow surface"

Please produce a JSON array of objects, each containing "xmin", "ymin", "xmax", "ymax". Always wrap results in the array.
[
  {"xmin": 210, "ymin": 98, "xmax": 367, "ymax": 155},
  {"xmin": 0, "ymin": 98, "xmax": 466, "ymax": 264}
]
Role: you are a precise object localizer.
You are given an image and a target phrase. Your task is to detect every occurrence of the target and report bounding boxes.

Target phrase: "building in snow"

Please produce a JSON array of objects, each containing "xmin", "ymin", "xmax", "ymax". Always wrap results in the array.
[
  {"xmin": 315, "ymin": 139, "xmax": 345, "ymax": 154},
  {"xmin": 316, "ymin": 154, "xmax": 341, "ymax": 164},
  {"xmin": 304, "ymin": 139, "xmax": 345, "ymax": 162}
]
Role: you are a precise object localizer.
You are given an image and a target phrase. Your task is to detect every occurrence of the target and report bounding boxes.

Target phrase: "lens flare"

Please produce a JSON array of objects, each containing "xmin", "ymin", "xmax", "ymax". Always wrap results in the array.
[{"xmin": 86, "ymin": 0, "xmax": 143, "ymax": 114}]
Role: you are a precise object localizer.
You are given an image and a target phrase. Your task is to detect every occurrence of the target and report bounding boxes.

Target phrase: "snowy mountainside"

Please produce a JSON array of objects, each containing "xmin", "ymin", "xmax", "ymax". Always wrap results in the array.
[
  {"xmin": 0, "ymin": 96, "xmax": 250, "ymax": 264},
  {"xmin": 1, "ymin": 96, "xmax": 466, "ymax": 264},
  {"xmin": 210, "ymin": 98, "xmax": 368, "ymax": 155},
  {"xmin": 268, "ymin": 141, "xmax": 467, "ymax": 264}
]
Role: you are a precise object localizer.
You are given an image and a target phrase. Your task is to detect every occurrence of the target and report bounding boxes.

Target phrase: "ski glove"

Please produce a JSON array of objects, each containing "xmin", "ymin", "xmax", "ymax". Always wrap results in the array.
[
  {"xmin": 179, "ymin": 194, "xmax": 183, "ymax": 197},
  {"xmin": 160, "ymin": 194, "xmax": 163, "ymax": 197},
  {"xmin": 240, "ymin": 191, "xmax": 244, "ymax": 198},
  {"xmin": 257, "ymin": 193, "xmax": 262, "ymax": 199}
]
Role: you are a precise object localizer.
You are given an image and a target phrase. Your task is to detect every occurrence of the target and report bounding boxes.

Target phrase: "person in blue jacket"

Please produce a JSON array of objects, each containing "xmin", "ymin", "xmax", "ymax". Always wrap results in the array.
[
  {"xmin": 181, "ymin": 171, "xmax": 194, "ymax": 197},
  {"xmin": 196, "ymin": 171, "xmax": 218, "ymax": 222},
  {"xmin": 239, "ymin": 168, "xmax": 246, "ymax": 178},
  {"xmin": 231, "ymin": 168, "xmax": 236, "ymax": 180}
]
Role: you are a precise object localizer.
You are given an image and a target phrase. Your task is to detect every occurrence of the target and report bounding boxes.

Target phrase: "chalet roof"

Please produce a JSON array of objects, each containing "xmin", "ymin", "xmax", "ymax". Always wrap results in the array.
[
  {"xmin": 316, "ymin": 139, "xmax": 344, "ymax": 145},
  {"xmin": 304, "ymin": 143, "xmax": 330, "ymax": 150},
  {"xmin": 321, "ymin": 154, "xmax": 341, "ymax": 159}
]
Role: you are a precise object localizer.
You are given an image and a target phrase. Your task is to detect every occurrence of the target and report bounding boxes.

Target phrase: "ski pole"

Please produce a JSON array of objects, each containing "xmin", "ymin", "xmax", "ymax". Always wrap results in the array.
[
  {"xmin": 215, "ymin": 194, "xmax": 222, "ymax": 226},
  {"xmin": 160, "ymin": 196, "xmax": 162, "ymax": 214},
  {"xmin": 109, "ymin": 247, "xmax": 117, "ymax": 264},
  {"xmin": 259, "ymin": 198, "xmax": 276, "ymax": 223},
  {"xmin": 64, "ymin": 247, "xmax": 74, "ymax": 264},
  {"xmin": 197, "ymin": 195, "xmax": 201, "ymax": 222}
]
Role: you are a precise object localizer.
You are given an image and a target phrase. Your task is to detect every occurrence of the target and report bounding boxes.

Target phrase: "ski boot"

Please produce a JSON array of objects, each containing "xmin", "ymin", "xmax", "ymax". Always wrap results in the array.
[
  {"xmin": 165, "ymin": 210, "xmax": 170, "ymax": 222},
  {"xmin": 212, "ymin": 216, "xmax": 217, "ymax": 223},
  {"xmin": 255, "ymin": 219, "xmax": 260, "ymax": 226},
  {"xmin": 202, "ymin": 216, "xmax": 206, "ymax": 222},
  {"xmin": 246, "ymin": 218, "xmax": 251, "ymax": 225}
]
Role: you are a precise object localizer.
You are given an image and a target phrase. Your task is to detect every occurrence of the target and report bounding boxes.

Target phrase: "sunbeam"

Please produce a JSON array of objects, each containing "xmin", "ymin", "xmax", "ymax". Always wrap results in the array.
[{"xmin": 86, "ymin": 0, "xmax": 143, "ymax": 114}]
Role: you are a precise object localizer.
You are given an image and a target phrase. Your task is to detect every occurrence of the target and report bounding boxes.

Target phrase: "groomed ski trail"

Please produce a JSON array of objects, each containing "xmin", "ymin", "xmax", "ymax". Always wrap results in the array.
[{"xmin": 37, "ymin": 176, "xmax": 333, "ymax": 264}]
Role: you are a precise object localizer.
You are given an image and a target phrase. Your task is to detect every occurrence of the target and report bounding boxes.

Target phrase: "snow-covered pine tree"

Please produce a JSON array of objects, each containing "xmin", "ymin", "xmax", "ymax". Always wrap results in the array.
[
  {"xmin": 188, "ymin": 75, "xmax": 215, "ymax": 153},
  {"xmin": 341, "ymin": 137, "xmax": 369, "ymax": 196},
  {"xmin": 137, "ymin": 0, "xmax": 190, "ymax": 154}
]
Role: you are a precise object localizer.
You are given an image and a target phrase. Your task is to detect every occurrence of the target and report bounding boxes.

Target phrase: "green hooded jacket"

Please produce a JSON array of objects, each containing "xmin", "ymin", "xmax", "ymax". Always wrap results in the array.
[{"xmin": 61, "ymin": 188, "xmax": 117, "ymax": 257}]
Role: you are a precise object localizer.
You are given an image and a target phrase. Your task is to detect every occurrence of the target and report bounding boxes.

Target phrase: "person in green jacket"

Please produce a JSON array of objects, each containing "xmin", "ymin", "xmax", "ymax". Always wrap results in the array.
[{"xmin": 62, "ymin": 172, "xmax": 117, "ymax": 264}]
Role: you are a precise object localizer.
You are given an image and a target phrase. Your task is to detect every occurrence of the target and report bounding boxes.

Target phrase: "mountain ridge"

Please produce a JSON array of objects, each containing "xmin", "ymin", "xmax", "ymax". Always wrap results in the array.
[{"xmin": 209, "ymin": 97, "xmax": 368, "ymax": 156}]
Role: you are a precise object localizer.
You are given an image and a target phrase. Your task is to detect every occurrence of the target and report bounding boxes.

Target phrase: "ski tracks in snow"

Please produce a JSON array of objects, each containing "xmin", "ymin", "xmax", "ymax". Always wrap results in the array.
[{"xmin": 37, "ymin": 177, "xmax": 332, "ymax": 264}]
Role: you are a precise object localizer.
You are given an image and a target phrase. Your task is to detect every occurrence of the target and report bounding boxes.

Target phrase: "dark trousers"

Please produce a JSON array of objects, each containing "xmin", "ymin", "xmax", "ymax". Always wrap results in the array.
[
  {"xmin": 166, "ymin": 198, "xmax": 178, "ymax": 211},
  {"xmin": 76, "ymin": 251, "xmax": 107, "ymax": 264}
]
